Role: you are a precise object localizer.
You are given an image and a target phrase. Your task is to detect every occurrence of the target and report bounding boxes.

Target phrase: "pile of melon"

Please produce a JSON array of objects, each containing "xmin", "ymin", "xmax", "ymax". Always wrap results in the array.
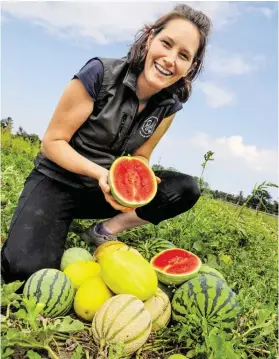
[{"xmin": 22, "ymin": 238, "xmax": 240, "ymax": 357}]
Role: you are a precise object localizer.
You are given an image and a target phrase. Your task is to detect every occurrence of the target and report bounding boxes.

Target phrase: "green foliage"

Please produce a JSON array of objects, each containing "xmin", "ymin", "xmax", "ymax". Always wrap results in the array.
[{"xmin": 1, "ymin": 128, "xmax": 277, "ymax": 358}]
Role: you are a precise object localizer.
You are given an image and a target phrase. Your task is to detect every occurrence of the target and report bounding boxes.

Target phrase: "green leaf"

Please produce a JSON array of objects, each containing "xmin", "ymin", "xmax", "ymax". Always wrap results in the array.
[
  {"xmin": 1, "ymin": 347, "xmax": 14, "ymax": 359},
  {"xmin": 208, "ymin": 329, "xmax": 240, "ymax": 359},
  {"xmin": 27, "ymin": 350, "xmax": 42, "ymax": 359},
  {"xmin": 193, "ymin": 240, "xmax": 205, "ymax": 252},
  {"xmin": 52, "ymin": 316, "xmax": 85, "ymax": 333},
  {"xmin": 1, "ymin": 280, "xmax": 24, "ymax": 306},
  {"xmin": 71, "ymin": 344, "xmax": 83, "ymax": 359}
]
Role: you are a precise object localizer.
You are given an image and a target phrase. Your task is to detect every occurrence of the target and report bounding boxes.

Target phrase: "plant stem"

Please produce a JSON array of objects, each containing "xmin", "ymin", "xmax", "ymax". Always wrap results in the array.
[{"xmin": 45, "ymin": 345, "xmax": 60, "ymax": 359}]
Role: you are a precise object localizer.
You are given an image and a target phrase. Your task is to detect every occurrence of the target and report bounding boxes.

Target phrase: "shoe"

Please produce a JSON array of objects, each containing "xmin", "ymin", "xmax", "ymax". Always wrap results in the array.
[{"xmin": 80, "ymin": 223, "xmax": 117, "ymax": 247}]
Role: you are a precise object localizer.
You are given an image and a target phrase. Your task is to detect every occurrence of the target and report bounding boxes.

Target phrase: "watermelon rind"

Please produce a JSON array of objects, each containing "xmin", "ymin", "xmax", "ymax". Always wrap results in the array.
[
  {"xmin": 199, "ymin": 264, "xmax": 226, "ymax": 282},
  {"xmin": 150, "ymin": 248, "xmax": 202, "ymax": 286},
  {"xmin": 108, "ymin": 156, "xmax": 157, "ymax": 208},
  {"xmin": 171, "ymin": 275, "xmax": 240, "ymax": 330},
  {"xmin": 137, "ymin": 238, "xmax": 176, "ymax": 261},
  {"xmin": 23, "ymin": 268, "xmax": 74, "ymax": 317}
]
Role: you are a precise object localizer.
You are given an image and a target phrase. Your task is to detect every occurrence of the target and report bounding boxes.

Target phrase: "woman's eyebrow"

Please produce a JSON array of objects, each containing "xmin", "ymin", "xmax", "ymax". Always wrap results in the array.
[{"xmin": 164, "ymin": 35, "xmax": 193, "ymax": 58}]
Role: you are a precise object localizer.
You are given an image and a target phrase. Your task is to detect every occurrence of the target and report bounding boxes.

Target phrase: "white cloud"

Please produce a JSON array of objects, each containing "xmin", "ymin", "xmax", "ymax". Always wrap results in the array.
[
  {"xmin": 246, "ymin": 6, "xmax": 275, "ymax": 19},
  {"xmin": 188, "ymin": 133, "xmax": 277, "ymax": 174},
  {"xmin": 195, "ymin": 81, "xmax": 235, "ymax": 108},
  {"xmin": 206, "ymin": 48, "xmax": 265, "ymax": 77},
  {"xmin": 1, "ymin": 2, "xmax": 241, "ymax": 44},
  {"xmin": 151, "ymin": 132, "xmax": 278, "ymax": 198}
]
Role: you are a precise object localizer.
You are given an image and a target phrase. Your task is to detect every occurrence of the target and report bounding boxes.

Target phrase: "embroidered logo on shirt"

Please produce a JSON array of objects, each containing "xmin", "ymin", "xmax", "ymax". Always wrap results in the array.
[{"xmin": 139, "ymin": 116, "xmax": 158, "ymax": 138}]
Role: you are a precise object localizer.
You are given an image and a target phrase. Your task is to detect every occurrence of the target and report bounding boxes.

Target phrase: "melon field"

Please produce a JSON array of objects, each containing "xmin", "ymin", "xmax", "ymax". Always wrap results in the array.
[{"xmin": 1, "ymin": 130, "xmax": 278, "ymax": 359}]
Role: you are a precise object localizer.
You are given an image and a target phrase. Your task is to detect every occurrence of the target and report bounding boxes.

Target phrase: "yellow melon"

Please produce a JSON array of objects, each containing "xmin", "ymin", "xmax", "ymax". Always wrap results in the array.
[
  {"xmin": 98, "ymin": 250, "xmax": 157, "ymax": 301},
  {"xmin": 74, "ymin": 276, "xmax": 113, "ymax": 321},
  {"xmin": 93, "ymin": 240, "xmax": 141, "ymax": 261}
]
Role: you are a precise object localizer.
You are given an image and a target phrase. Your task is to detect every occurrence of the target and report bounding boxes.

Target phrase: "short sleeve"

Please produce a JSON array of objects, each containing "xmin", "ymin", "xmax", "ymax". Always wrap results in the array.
[
  {"xmin": 165, "ymin": 101, "xmax": 183, "ymax": 118},
  {"xmin": 73, "ymin": 58, "xmax": 104, "ymax": 100}
]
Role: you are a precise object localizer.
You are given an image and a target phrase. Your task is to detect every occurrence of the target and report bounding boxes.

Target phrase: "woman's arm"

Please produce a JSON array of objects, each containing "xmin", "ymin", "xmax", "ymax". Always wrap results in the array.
[
  {"xmin": 41, "ymin": 78, "xmax": 107, "ymax": 180},
  {"xmin": 132, "ymin": 113, "xmax": 175, "ymax": 163}
]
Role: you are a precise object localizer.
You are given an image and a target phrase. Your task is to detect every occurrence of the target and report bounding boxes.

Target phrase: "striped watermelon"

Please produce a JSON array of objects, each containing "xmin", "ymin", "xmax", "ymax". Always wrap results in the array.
[
  {"xmin": 92, "ymin": 294, "xmax": 152, "ymax": 355},
  {"xmin": 172, "ymin": 275, "xmax": 240, "ymax": 330},
  {"xmin": 199, "ymin": 264, "xmax": 226, "ymax": 282},
  {"xmin": 23, "ymin": 269, "xmax": 74, "ymax": 317},
  {"xmin": 137, "ymin": 238, "xmax": 175, "ymax": 261}
]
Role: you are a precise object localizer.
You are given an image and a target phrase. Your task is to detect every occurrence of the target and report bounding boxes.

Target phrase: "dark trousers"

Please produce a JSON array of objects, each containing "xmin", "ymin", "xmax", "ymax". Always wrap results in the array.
[{"xmin": 1, "ymin": 168, "xmax": 200, "ymax": 283}]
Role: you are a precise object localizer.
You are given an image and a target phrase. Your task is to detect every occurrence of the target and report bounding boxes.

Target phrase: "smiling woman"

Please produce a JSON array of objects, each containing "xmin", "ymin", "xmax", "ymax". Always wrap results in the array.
[{"xmin": 1, "ymin": 4, "xmax": 212, "ymax": 283}]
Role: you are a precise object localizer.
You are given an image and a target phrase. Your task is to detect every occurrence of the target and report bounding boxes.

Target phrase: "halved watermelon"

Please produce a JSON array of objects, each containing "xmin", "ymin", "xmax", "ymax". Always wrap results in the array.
[
  {"xmin": 150, "ymin": 248, "xmax": 202, "ymax": 285},
  {"xmin": 108, "ymin": 156, "xmax": 157, "ymax": 208}
]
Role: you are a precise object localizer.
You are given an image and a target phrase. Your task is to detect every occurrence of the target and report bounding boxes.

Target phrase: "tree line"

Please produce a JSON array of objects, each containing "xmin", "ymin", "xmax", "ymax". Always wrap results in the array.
[{"xmin": 2, "ymin": 116, "xmax": 278, "ymax": 216}]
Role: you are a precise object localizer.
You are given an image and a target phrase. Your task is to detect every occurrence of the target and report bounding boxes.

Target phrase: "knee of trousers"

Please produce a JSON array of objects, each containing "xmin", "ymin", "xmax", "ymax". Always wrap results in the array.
[
  {"xmin": 179, "ymin": 175, "xmax": 201, "ymax": 209},
  {"xmin": 1, "ymin": 246, "xmax": 54, "ymax": 284}
]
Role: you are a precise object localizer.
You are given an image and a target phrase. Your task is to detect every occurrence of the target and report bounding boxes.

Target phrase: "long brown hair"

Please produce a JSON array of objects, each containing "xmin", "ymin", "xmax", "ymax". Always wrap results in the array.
[{"xmin": 127, "ymin": 4, "xmax": 212, "ymax": 102}]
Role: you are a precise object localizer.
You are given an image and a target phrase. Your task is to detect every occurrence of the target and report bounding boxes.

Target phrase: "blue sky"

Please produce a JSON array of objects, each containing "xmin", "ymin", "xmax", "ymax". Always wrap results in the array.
[{"xmin": 1, "ymin": 1, "xmax": 278, "ymax": 198}]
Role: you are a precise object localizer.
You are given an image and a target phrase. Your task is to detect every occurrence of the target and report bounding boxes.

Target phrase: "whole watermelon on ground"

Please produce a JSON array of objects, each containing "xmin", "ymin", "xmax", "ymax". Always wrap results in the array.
[
  {"xmin": 108, "ymin": 156, "xmax": 157, "ymax": 208},
  {"xmin": 137, "ymin": 238, "xmax": 176, "ymax": 261},
  {"xmin": 199, "ymin": 264, "xmax": 226, "ymax": 282},
  {"xmin": 172, "ymin": 275, "xmax": 240, "ymax": 330},
  {"xmin": 23, "ymin": 268, "xmax": 75, "ymax": 317}
]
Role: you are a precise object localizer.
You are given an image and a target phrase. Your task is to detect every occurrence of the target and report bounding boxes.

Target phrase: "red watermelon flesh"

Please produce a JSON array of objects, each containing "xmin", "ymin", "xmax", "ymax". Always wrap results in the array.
[
  {"xmin": 108, "ymin": 156, "xmax": 157, "ymax": 208},
  {"xmin": 151, "ymin": 248, "xmax": 202, "ymax": 285}
]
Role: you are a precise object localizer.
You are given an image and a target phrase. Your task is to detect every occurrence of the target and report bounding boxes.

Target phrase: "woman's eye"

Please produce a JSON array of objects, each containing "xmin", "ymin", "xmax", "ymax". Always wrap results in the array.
[
  {"xmin": 161, "ymin": 40, "xmax": 171, "ymax": 47},
  {"xmin": 180, "ymin": 53, "xmax": 189, "ymax": 60}
]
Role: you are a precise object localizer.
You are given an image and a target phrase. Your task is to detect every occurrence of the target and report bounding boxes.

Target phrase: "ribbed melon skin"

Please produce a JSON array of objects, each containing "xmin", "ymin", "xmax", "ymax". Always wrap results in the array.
[
  {"xmin": 23, "ymin": 268, "xmax": 74, "ymax": 317},
  {"xmin": 172, "ymin": 275, "xmax": 240, "ymax": 330},
  {"xmin": 137, "ymin": 238, "xmax": 176, "ymax": 261},
  {"xmin": 92, "ymin": 294, "xmax": 152, "ymax": 355},
  {"xmin": 144, "ymin": 288, "xmax": 171, "ymax": 331}
]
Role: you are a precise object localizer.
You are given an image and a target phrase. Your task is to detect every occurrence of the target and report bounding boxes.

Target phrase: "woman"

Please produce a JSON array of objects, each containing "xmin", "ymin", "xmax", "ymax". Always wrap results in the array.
[{"xmin": 1, "ymin": 4, "xmax": 211, "ymax": 283}]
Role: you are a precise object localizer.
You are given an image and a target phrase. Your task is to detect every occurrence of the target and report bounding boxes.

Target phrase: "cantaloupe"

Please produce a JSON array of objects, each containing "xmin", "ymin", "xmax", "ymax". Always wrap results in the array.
[
  {"xmin": 92, "ymin": 294, "xmax": 152, "ymax": 355},
  {"xmin": 144, "ymin": 287, "xmax": 171, "ymax": 331}
]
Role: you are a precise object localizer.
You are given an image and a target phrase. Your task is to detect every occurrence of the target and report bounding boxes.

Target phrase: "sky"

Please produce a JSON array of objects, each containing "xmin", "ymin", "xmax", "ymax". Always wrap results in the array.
[{"xmin": 1, "ymin": 1, "xmax": 278, "ymax": 199}]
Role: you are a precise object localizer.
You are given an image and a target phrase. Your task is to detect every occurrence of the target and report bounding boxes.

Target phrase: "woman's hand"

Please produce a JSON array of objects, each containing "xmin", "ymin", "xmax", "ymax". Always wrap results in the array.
[
  {"xmin": 156, "ymin": 176, "xmax": 161, "ymax": 184},
  {"xmin": 98, "ymin": 168, "xmax": 134, "ymax": 213}
]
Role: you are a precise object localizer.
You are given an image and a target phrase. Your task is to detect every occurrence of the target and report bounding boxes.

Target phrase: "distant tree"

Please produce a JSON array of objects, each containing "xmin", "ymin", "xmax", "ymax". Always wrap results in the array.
[{"xmin": 1, "ymin": 117, "xmax": 13, "ymax": 131}]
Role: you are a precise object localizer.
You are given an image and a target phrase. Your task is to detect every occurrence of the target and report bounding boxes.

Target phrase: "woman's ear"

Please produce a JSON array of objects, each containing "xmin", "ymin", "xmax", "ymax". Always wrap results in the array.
[
  {"xmin": 146, "ymin": 29, "xmax": 154, "ymax": 51},
  {"xmin": 184, "ymin": 61, "xmax": 197, "ymax": 77}
]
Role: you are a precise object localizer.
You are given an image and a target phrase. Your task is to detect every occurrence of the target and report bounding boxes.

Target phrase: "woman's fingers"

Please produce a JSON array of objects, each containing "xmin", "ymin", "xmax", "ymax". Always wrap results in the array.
[
  {"xmin": 156, "ymin": 176, "xmax": 161, "ymax": 184},
  {"xmin": 104, "ymin": 192, "xmax": 134, "ymax": 212}
]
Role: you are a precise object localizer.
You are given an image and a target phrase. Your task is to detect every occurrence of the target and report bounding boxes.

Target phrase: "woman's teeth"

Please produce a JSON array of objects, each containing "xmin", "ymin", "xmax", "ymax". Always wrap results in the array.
[{"xmin": 154, "ymin": 62, "xmax": 173, "ymax": 76}]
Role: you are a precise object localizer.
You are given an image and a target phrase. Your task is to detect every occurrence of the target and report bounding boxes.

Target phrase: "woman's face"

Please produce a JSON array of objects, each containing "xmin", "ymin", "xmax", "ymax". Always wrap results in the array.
[{"xmin": 143, "ymin": 18, "xmax": 200, "ymax": 91}]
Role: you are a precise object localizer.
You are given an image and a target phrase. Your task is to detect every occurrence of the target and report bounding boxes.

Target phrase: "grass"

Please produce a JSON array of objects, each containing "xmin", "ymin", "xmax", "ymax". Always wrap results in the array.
[{"xmin": 1, "ymin": 132, "xmax": 278, "ymax": 359}]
